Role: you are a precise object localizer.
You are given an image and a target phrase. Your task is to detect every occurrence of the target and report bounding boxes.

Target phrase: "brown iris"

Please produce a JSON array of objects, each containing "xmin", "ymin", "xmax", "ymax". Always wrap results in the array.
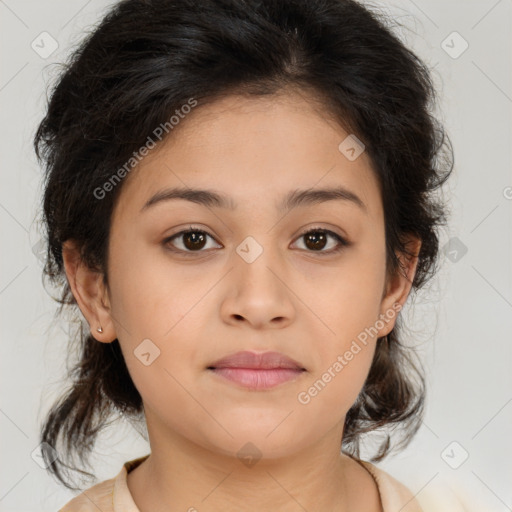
[
  {"xmin": 182, "ymin": 231, "xmax": 207, "ymax": 250},
  {"xmin": 303, "ymin": 231, "xmax": 328, "ymax": 251}
]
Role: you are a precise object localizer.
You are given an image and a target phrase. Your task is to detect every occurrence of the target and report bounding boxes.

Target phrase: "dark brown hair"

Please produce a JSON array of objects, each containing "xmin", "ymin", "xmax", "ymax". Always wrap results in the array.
[{"xmin": 34, "ymin": 0, "xmax": 454, "ymax": 490}]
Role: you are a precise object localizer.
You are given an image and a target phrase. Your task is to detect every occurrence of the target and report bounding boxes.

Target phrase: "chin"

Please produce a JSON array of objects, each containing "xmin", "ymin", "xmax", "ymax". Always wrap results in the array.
[{"xmin": 197, "ymin": 422, "xmax": 313, "ymax": 463}]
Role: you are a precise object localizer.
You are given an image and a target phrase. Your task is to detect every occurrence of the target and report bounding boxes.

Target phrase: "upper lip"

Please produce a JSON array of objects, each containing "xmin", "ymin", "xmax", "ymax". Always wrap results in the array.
[{"xmin": 208, "ymin": 351, "xmax": 305, "ymax": 370}]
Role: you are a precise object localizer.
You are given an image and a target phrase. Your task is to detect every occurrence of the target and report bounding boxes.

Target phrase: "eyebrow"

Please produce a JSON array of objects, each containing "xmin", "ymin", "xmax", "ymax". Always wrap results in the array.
[{"xmin": 140, "ymin": 185, "xmax": 367, "ymax": 214}]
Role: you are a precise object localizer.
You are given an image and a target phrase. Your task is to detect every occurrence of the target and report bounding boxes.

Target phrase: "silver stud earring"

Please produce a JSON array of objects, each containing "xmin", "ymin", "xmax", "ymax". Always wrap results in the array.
[{"xmin": 97, "ymin": 326, "xmax": 103, "ymax": 333}]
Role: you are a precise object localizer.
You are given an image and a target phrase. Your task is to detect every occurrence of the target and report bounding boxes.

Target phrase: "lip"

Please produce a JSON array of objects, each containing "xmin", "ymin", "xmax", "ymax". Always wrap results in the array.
[
  {"xmin": 208, "ymin": 350, "xmax": 305, "ymax": 370},
  {"xmin": 207, "ymin": 351, "xmax": 306, "ymax": 390}
]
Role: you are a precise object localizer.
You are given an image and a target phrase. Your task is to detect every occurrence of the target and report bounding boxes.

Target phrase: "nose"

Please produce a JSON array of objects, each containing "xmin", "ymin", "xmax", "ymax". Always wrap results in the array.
[{"xmin": 219, "ymin": 243, "xmax": 296, "ymax": 330}]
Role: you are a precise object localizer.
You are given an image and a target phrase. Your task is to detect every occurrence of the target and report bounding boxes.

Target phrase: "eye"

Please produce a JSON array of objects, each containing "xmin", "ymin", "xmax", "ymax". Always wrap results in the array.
[
  {"xmin": 292, "ymin": 227, "xmax": 351, "ymax": 255},
  {"xmin": 163, "ymin": 226, "xmax": 221, "ymax": 255},
  {"xmin": 163, "ymin": 225, "xmax": 351, "ymax": 256}
]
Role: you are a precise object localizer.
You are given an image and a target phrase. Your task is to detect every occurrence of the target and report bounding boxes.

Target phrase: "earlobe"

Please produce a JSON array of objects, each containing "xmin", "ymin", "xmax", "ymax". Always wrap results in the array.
[
  {"xmin": 378, "ymin": 236, "xmax": 422, "ymax": 337},
  {"xmin": 62, "ymin": 240, "xmax": 114, "ymax": 343}
]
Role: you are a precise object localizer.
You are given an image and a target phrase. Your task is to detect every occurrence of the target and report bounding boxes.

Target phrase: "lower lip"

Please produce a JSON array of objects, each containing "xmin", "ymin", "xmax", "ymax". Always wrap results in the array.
[{"xmin": 209, "ymin": 367, "xmax": 305, "ymax": 390}]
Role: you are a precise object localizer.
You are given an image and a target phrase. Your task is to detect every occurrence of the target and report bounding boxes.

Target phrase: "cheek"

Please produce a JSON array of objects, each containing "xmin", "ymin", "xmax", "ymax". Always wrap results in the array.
[
  {"xmin": 108, "ymin": 240, "xmax": 210, "ymax": 340},
  {"xmin": 293, "ymin": 250, "xmax": 385, "ymax": 410},
  {"xmin": 297, "ymin": 249, "xmax": 386, "ymax": 350},
  {"xmin": 106, "ymin": 247, "xmax": 214, "ymax": 401},
  {"xmin": 295, "ymin": 325, "xmax": 377, "ymax": 436}
]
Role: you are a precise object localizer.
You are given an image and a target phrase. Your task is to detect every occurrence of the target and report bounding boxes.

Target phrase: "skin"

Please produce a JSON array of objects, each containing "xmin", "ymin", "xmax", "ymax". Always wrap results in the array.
[{"xmin": 62, "ymin": 88, "xmax": 421, "ymax": 512}]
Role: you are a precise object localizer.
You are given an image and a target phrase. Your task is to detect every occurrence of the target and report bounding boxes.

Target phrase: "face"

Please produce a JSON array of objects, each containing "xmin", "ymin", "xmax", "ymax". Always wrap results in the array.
[{"xmin": 65, "ymin": 89, "xmax": 419, "ymax": 462}]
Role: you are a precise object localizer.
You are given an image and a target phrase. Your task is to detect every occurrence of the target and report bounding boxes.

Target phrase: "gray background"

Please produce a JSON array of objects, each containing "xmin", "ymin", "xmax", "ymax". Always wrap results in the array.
[{"xmin": 1, "ymin": 0, "xmax": 511, "ymax": 510}]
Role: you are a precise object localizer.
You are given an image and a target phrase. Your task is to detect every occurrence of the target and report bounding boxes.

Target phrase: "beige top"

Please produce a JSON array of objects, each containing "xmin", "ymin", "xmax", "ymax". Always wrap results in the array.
[{"xmin": 58, "ymin": 454, "xmax": 424, "ymax": 512}]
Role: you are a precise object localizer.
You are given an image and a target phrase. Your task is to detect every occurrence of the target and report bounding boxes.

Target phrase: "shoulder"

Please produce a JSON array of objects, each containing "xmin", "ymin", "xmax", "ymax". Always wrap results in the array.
[
  {"xmin": 58, "ymin": 477, "xmax": 116, "ymax": 512},
  {"xmin": 57, "ymin": 455, "xmax": 149, "ymax": 512},
  {"xmin": 358, "ymin": 460, "xmax": 424, "ymax": 512}
]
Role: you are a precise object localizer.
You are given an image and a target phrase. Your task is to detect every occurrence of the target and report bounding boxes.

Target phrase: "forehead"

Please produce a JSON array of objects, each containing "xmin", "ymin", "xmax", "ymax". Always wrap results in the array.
[{"xmin": 113, "ymin": 90, "xmax": 382, "ymax": 222}]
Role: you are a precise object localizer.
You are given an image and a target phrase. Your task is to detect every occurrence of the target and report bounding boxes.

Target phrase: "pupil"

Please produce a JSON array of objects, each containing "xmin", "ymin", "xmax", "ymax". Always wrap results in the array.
[
  {"xmin": 184, "ymin": 231, "xmax": 206, "ymax": 250},
  {"xmin": 305, "ymin": 231, "xmax": 326, "ymax": 251}
]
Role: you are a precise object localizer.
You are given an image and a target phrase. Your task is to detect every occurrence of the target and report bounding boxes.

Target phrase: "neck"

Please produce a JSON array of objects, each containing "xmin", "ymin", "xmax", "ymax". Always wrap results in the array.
[{"xmin": 126, "ymin": 417, "xmax": 379, "ymax": 512}]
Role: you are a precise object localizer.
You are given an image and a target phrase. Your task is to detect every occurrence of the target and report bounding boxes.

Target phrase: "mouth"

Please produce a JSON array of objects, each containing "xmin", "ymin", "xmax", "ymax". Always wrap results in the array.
[{"xmin": 207, "ymin": 351, "xmax": 306, "ymax": 390}]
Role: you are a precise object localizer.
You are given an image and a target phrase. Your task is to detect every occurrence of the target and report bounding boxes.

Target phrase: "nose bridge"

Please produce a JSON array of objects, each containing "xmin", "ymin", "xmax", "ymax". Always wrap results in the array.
[
  {"xmin": 233, "ymin": 233, "xmax": 284, "ymax": 291},
  {"xmin": 220, "ymin": 232, "xmax": 295, "ymax": 327}
]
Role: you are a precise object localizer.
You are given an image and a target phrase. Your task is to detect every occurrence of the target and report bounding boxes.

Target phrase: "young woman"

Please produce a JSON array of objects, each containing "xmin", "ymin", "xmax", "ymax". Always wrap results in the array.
[{"xmin": 34, "ymin": 0, "xmax": 454, "ymax": 510}]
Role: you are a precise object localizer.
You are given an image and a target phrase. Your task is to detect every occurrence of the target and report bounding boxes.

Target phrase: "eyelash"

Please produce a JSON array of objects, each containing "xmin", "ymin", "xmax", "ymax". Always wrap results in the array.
[{"xmin": 163, "ymin": 225, "xmax": 351, "ymax": 257}]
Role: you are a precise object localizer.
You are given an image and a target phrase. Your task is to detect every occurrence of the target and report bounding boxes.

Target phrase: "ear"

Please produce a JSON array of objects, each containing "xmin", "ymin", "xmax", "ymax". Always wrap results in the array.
[
  {"xmin": 62, "ymin": 239, "xmax": 115, "ymax": 343},
  {"xmin": 377, "ymin": 235, "xmax": 422, "ymax": 337}
]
